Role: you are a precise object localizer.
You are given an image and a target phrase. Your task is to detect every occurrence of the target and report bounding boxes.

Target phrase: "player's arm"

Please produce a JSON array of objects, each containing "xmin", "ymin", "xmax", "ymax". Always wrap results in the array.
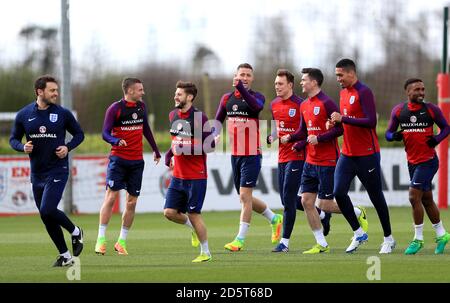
[
  {"xmin": 235, "ymin": 80, "xmax": 264, "ymax": 112},
  {"xmin": 286, "ymin": 114, "xmax": 307, "ymax": 143},
  {"xmin": 64, "ymin": 109, "xmax": 85, "ymax": 151},
  {"xmin": 142, "ymin": 103, "xmax": 161, "ymax": 160},
  {"xmin": 213, "ymin": 93, "xmax": 230, "ymax": 140},
  {"xmin": 102, "ymin": 103, "xmax": 121, "ymax": 146},
  {"xmin": 317, "ymin": 99, "xmax": 344, "ymax": 142},
  {"xmin": 340, "ymin": 88, "xmax": 377, "ymax": 128},
  {"xmin": 267, "ymin": 102, "xmax": 278, "ymax": 144},
  {"xmin": 9, "ymin": 111, "xmax": 27, "ymax": 152},
  {"xmin": 385, "ymin": 104, "xmax": 403, "ymax": 142},
  {"xmin": 201, "ymin": 112, "xmax": 216, "ymax": 154},
  {"xmin": 164, "ymin": 148, "xmax": 174, "ymax": 167},
  {"xmin": 426, "ymin": 103, "xmax": 450, "ymax": 147}
]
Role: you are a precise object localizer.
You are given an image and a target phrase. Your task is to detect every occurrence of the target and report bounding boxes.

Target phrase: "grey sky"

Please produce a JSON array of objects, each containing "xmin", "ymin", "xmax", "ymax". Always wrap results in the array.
[{"xmin": 1, "ymin": 0, "xmax": 449, "ymax": 74}]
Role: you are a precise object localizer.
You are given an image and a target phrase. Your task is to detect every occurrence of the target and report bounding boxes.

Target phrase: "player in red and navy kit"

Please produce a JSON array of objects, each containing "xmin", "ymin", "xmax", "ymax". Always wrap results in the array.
[
  {"xmin": 386, "ymin": 78, "xmax": 450, "ymax": 254},
  {"xmin": 95, "ymin": 78, "xmax": 161, "ymax": 256},
  {"xmin": 215, "ymin": 63, "xmax": 283, "ymax": 251},
  {"xmin": 269, "ymin": 69, "xmax": 331, "ymax": 252},
  {"xmin": 164, "ymin": 81, "xmax": 215, "ymax": 263},
  {"xmin": 284, "ymin": 68, "xmax": 367, "ymax": 254},
  {"xmin": 331, "ymin": 59, "xmax": 395, "ymax": 254},
  {"xmin": 10, "ymin": 75, "xmax": 85, "ymax": 267}
]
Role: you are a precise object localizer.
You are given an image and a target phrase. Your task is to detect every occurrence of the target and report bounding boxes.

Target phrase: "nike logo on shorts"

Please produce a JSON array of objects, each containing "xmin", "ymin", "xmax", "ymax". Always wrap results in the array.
[
  {"xmin": 53, "ymin": 179, "xmax": 61, "ymax": 183},
  {"xmin": 292, "ymin": 168, "xmax": 299, "ymax": 172},
  {"xmin": 189, "ymin": 206, "xmax": 196, "ymax": 210},
  {"xmin": 368, "ymin": 168, "xmax": 375, "ymax": 173},
  {"xmin": 28, "ymin": 117, "xmax": 36, "ymax": 121},
  {"xmin": 325, "ymin": 194, "xmax": 333, "ymax": 197},
  {"xmin": 246, "ymin": 181, "xmax": 253, "ymax": 185},
  {"xmin": 413, "ymin": 182, "xmax": 422, "ymax": 185}
]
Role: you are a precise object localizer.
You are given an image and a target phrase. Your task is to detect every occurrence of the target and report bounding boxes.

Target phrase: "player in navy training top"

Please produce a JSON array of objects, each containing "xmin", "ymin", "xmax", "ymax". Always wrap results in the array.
[
  {"xmin": 386, "ymin": 78, "xmax": 450, "ymax": 254},
  {"xmin": 95, "ymin": 78, "xmax": 161, "ymax": 256},
  {"xmin": 9, "ymin": 75, "xmax": 85, "ymax": 267}
]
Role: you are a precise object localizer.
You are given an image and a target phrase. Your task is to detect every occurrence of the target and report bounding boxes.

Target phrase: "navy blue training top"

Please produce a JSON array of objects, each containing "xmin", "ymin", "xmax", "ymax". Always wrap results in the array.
[{"xmin": 9, "ymin": 102, "xmax": 85, "ymax": 175}]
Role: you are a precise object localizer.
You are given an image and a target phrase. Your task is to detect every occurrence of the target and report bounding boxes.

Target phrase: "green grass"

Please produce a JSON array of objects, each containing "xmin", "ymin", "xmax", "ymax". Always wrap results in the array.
[{"xmin": 0, "ymin": 207, "xmax": 449, "ymax": 282}]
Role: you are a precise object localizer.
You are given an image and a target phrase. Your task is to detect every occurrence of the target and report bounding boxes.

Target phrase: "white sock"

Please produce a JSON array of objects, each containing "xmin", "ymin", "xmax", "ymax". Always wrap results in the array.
[
  {"xmin": 185, "ymin": 217, "xmax": 193, "ymax": 229},
  {"xmin": 262, "ymin": 208, "xmax": 276, "ymax": 223},
  {"xmin": 119, "ymin": 226, "xmax": 129, "ymax": 241},
  {"xmin": 280, "ymin": 238, "xmax": 290, "ymax": 247},
  {"xmin": 98, "ymin": 224, "xmax": 107, "ymax": 238},
  {"xmin": 414, "ymin": 223, "xmax": 424, "ymax": 240},
  {"xmin": 312, "ymin": 229, "xmax": 328, "ymax": 247},
  {"xmin": 61, "ymin": 250, "xmax": 72, "ymax": 259},
  {"xmin": 237, "ymin": 222, "xmax": 250, "ymax": 239},
  {"xmin": 71, "ymin": 226, "xmax": 80, "ymax": 236},
  {"xmin": 384, "ymin": 235, "xmax": 394, "ymax": 242},
  {"xmin": 319, "ymin": 210, "xmax": 325, "ymax": 220},
  {"xmin": 354, "ymin": 227, "xmax": 365, "ymax": 238},
  {"xmin": 354, "ymin": 207, "xmax": 362, "ymax": 217},
  {"xmin": 432, "ymin": 221, "xmax": 446, "ymax": 238},
  {"xmin": 200, "ymin": 240, "xmax": 210, "ymax": 255}
]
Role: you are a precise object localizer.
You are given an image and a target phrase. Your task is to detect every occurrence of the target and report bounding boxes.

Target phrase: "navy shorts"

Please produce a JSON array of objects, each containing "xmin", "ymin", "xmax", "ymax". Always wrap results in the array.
[
  {"xmin": 164, "ymin": 177, "xmax": 207, "ymax": 214},
  {"xmin": 31, "ymin": 169, "xmax": 68, "ymax": 214},
  {"xmin": 231, "ymin": 155, "xmax": 262, "ymax": 194},
  {"xmin": 301, "ymin": 162, "xmax": 335, "ymax": 200},
  {"xmin": 106, "ymin": 155, "xmax": 145, "ymax": 196},
  {"xmin": 408, "ymin": 156, "xmax": 439, "ymax": 192}
]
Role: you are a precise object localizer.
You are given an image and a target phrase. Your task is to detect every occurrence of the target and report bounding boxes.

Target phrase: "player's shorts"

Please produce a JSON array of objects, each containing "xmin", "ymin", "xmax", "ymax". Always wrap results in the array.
[
  {"xmin": 300, "ymin": 162, "xmax": 335, "ymax": 200},
  {"xmin": 408, "ymin": 156, "xmax": 439, "ymax": 192},
  {"xmin": 164, "ymin": 177, "xmax": 207, "ymax": 214},
  {"xmin": 31, "ymin": 168, "xmax": 68, "ymax": 213},
  {"xmin": 106, "ymin": 155, "xmax": 144, "ymax": 196},
  {"xmin": 231, "ymin": 155, "xmax": 262, "ymax": 193},
  {"xmin": 278, "ymin": 160, "xmax": 304, "ymax": 205}
]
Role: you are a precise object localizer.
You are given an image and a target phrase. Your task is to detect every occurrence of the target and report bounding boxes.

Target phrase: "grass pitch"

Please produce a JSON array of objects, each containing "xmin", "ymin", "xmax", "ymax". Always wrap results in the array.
[{"xmin": 0, "ymin": 207, "xmax": 449, "ymax": 283}]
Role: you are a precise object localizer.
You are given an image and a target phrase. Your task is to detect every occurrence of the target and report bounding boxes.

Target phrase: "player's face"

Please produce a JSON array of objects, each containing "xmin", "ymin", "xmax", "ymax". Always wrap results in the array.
[
  {"xmin": 335, "ymin": 67, "xmax": 353, "ymax": 88},
  {"xmin": 38, "ymin": 82, "xmax": 59, "ymax": 104},
  {"xmin": 407, "ymin": 82, "xmax": 425, "ymax": 103},
  {"xmin": 274, "ymin": 76, "xmax": 292, "ymax": 99},
  {"xmin": 301, "ymin": 74, "xmax": 315, "ymax": 94},
  {"xmin": 174, "ymin": 88, "xmax": 192, "ymax": 109},
  {"xmin": 128, "ymin": 83, "xmax": 145, "ymax": 102},
  {"xmin": 236, "ymin": 68, "xmax": 254, "ymax": 89}
]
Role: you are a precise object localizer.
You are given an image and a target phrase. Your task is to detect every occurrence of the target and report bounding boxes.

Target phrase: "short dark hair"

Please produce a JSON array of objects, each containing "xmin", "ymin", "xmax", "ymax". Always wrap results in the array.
[
  {"xmin": 34, "ymin": 75, "xmax": 58, "ymax": 96},
  {"xmin": 301, "ymin": 68, "xmax": 324, "ymax": 87},
  {"xmin": 276, "ymin": 69, "xmax": 294, "ymax": 84},
  {"xmin": 176, "ymin": 81, "xmax": 198, "ymax": 101},
  {"xmin": 336, "ymin": 58, "xmax": 357, "ymax": 72},
  {"xmin": 122, "ymin": 78, "xmax": 142, "ymax": 94},
  {"xmin": 404, "ymin": 78, "xmax": 423, "ymax": 90},
  {"xmin": 237, "ymin": 63, "xmax": 253, "ymax": 71}
]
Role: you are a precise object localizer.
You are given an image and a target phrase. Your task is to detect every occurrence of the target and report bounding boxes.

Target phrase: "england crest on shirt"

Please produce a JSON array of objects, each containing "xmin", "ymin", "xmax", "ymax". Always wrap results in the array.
[
  {"xmin": 349, "ymin": 96, "xmax": 356, "ymax": 105},
  {"xmin": 288, "ymin": 108, "xmax": 296, "ymax": 117},
  {"xmin": 49, "ymin": 113, "xmax": 58, "ymax": 122},
  {"xmin": 313, "ymin": 106, "xmax": 320, "ymax": 115}
]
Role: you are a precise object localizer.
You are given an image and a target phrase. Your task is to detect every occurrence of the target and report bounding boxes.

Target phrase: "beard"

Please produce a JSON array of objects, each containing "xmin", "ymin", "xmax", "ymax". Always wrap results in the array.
[
  {"xmin": 175, "ymin": 100, "xmax": 186, "ymax": 109},
  {"xmin": 412, "ymin": 96, "xmax": 425, "ymax": 103}
]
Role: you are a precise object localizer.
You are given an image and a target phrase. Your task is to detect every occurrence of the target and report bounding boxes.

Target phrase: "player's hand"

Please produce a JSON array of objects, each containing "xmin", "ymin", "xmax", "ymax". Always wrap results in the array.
[
  {"xmin": 426, "ymin": 136, "xmax": 438, "ymax": 148},
  {"xmin": 307, "ymin": 135, "xmax": 318, "ymax": 145},
  {"xmin": 118, "ymin": 139, "xmax": 127, "ymax": 147},
  {"xmin": 280, "ymin": 134, "xmax": 290, "ymax": 144},
  {"xmin": 330, "ymin": 112, "xmax": 342, "ymax": 123},
  {"xmin": 292, "ymin": 141, "xmax": 306, "ymax": 151},
  {"xmin": 23, "ymin": 141, "xmax": 33, "ymax": 154},
  {"xmin": 232, "ymin": 75, "xmax": 240, "ymax": 87},
  {"xmin": 326, "ymin": 119, "xmax": 335, "ymax": 130},
  {"xmin": 164, "ymin": 152, "xmax": 173, "ymax": 167},
  {"xmin": 55, "ymin": 145, "xmax": 68, "ymax": 159},
  {"xmin": 392, "ymin": 129, "xmax": 404, "ymax": 141},
  {"xmin": 267, "ymin": 135, "xmax": 273, "ymax": 145},
  {"xmin": 154, "ymin": 153, "xmax": 161, "ymax": 165}
]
